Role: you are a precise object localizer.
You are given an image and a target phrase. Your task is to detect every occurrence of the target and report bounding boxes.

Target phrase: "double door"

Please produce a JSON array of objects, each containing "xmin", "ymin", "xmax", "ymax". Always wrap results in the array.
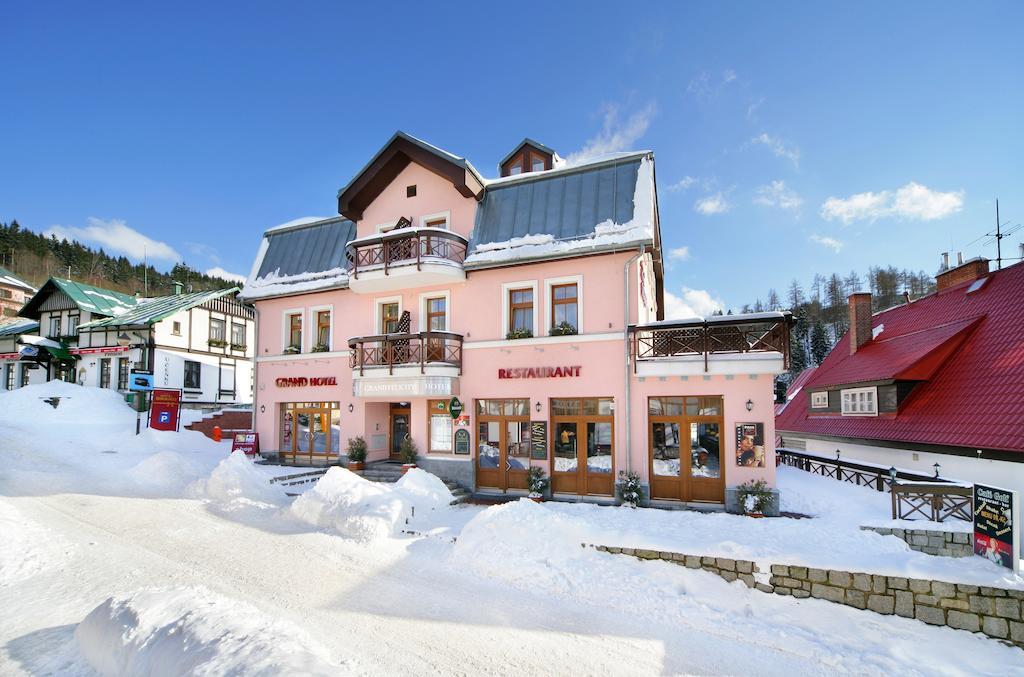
[
  {"xmin": 280, "ymin": 402, "xmax": 339, "ymax": 465},
  {"xmin": 550, "ymin": 398, "xmax": 615, "ymax": 496},
  {"xmin": 649, "ymin": 396, "xmax": 724, "ymax": 503},
  {"xmin": 476, "ymin": 399, "xmax": 530, "ymax": 491}
]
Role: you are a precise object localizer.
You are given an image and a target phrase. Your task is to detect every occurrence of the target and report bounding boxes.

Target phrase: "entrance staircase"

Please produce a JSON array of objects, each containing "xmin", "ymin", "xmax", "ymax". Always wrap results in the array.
[{"xmin": 364, "ymin": 461, "xmax": 471, "ymax": 505}]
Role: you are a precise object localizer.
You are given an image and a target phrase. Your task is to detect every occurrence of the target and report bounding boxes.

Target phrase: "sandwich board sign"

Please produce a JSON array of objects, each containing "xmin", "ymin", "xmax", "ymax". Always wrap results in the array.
[
  {"xmin": 148, "ymin": 388, "xmax": 182, "ymax": 432},
  {"xmin": 974, "ymin": 484, "xmax": 1020, "ymax": 572}
]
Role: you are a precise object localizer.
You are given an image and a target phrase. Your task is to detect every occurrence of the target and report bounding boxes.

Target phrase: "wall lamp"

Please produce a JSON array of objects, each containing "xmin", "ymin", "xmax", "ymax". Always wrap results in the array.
[
  {"xmin": 348, "ymin": 403, "xmax": 355, "ymax": 413},
  {"xmin": 535, "ymin": 401, "xmax": 542, "ymax": 413},
  {"xmin": 933, "ymin": 462, "xmax": 941, "ymax": 478},
  {"xmin": 745, "ymin": 399, "xmax": 754, "ymax": 412}
]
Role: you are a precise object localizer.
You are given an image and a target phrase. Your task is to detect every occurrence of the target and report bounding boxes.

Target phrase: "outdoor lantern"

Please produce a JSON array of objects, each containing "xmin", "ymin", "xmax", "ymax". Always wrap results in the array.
[
  {"xmin": 348, "ymin": 403, "xmax": 354, "ymax": 413},
  {"xmin": 535, "ymin": 401, "xmax": 542, "ymax": 413},
  {"xmin": 933, "ymin": 462, "xmax": 941, "ymax": 478},
  {"xmin": 116, "ymin": 332, "xmax": 133, "ymax": 347},
  {"xmin": 835, "ymin": 449, "xmax": 841, "ymax": 461},
  {"xmin": 889, "ymin": 466, "xmax": 897, "ymax": 483},
  {"xmin": 745, "ymin": 399, "xmax": 754, "ymax": 412}
]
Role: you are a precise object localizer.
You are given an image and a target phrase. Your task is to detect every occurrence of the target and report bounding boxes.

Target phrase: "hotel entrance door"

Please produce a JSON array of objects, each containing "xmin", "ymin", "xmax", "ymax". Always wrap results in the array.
[
  {"xmin": 389, "ymin": 403, "xmax": 410, "ymax": 460},
  {"xmin": 475, "ymin": 398, "xmax": 530, "ymax": 491}
]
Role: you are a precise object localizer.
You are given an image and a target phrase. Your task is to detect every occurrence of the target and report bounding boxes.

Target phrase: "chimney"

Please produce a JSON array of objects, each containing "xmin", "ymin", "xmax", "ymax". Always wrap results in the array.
[
  {"xmin": 172, "ymin": 281, "xmax": 184, "ymax": 295},
  {"xmin": 902, "ymin": 290, "xmax": 911, "ymax": 305},
  {"xmin": 941, "ymin": 252, "xmax": 950, "ymax": 271},
  {"xmin": 935, "ymin": 256, "xmax": 989, "ymax": 292},
  {"xmin": 848, "ymin": 292, "xmax": 873, "ymax": 355},
  {"xmin": 957, "ymin": 251, "xmax": 964, "ymax": 266}
]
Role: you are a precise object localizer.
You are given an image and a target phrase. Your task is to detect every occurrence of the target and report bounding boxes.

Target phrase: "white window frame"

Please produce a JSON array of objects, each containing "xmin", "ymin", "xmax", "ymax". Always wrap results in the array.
[
  {"xmin": 374, "ymin": 296, "xmax": 403, "ymax": 334},
  {"xmin": 309, "ymin": 304, "xmax": 334, "ymax": 351},
  {"xmin": 810, "ymin": 391, "xmax": 829, "ymax": 409},
  {"xmin": 501, "ymin": 280, "xmax": 539, "ymax": 338},
  {"xmin": 543, "ymin": 274, "xmax": 583, "ymax": 336},
  {"xmin": 841, "ymin": 386, "xmax": 878, "ymax": 416},
  {"xmin": 419, "ymin": 210, "xmax": 451, "ymax": 230},
  {"xmin": 281, "ymin": 308, "xmax": 305, "ymax": 353},
  {"xmin": 418, "ymin": 291, "xmax": 451, "ymax": 333}
]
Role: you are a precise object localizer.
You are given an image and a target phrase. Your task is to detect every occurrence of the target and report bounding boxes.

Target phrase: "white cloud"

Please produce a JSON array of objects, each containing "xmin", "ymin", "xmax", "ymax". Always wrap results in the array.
[
  {"xmin": 809, "ymin": 234, "xmax": 844, "ymax": 253},
  {"xmin": 205, "ymin": 267, "xmax": 247, "ymax": 284},
  {"xmin": 820, "ymin": 182, "xmax": 964, "ymax": 224},
  {"xmin": 663, "ymin": 287, "xmax": 724, "ymax": 320},
  {"xmin": 666, "ymin": 246, "xmax": 690, "ymax": 261},
  {"xmin": 746, "ymin": 97, "xmax": 765, "ymax": 121},
  {"xmin": 667, "ymin": 176, "xmax": 698, "ymax": 192},
  {"xmin": 694, "ymin": 192, "xmax": 731, "ymax": 215},
  {"xmin": 45, "ymin": 218, "xmax": 180, "ymax": 262},
  {"xmin": 687, "ymin": 70, "xmax": 738, "ymax": 100},
  {"xmin": 750, "ymin": 133, "xmax": 800, "ymax": 168},
  {"xmin": 753, "ymin": 180, "xmax": 803, "ymax": 211},
  {"xmin": 565, "ymin": 101, "xmax": 656, "ymax": 166}
]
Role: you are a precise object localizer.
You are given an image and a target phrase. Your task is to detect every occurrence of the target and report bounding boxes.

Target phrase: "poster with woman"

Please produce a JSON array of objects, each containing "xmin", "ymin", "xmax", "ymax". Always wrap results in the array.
[{"xmin": 736, "ymin": 423, "xmax": 766, "ymax": 467}]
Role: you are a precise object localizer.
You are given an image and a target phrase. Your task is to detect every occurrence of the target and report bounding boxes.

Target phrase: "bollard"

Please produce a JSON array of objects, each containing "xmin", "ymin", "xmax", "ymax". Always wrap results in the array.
[{"xmin": 213, "ymin": 425, "xmax": 222, "ymax": 443}]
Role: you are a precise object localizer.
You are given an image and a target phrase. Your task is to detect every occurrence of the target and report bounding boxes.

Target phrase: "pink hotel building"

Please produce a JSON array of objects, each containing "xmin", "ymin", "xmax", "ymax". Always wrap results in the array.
[{"xmin": 242, "ymin": 133, "xmax": 792, "ymax": 512}]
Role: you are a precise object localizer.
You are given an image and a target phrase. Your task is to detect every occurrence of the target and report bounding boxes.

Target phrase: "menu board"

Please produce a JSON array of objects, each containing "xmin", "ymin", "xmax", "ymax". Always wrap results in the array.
[
  {"xmin": 531, "ymin": 421, "xmax": 548, "ymax": 460},
  {"xmin": 454, "ymin": 428, "xmax": 471, "ymax": 455},
  {"xmin": 974, "ymin": 484, "xmax": 1019, "ymax": 571}
]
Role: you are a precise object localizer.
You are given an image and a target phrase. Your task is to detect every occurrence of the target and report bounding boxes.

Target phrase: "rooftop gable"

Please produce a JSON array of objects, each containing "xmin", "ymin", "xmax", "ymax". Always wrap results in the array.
[
  {"xmin": 0, "ymin": 266, "xmax": 35, "ymax": 292},
  {"xmin": 78, "ymin": 287, "xmax": 242, "ymax": 329},
  {"xmin": 20, "ymin": 278, "xmax": 138, "ymax": 319}
]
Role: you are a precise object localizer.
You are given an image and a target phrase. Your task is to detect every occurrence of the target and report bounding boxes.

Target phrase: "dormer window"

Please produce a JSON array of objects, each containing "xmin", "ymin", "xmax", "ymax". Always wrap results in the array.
[
  {"xmin": 531, "ymin": 157, "xmax": 545, "ymax": 173},
  {"xmin": 810, "ymin": 391, "xmax": 828, "ymax": 409},
  {"xmin": 499, "ymin": 139, "xmax": 556, "ymax": 177},
  {"xmin": 841, "ymin": 386, "xmax": 877, "ymax": 416},
  {"xmin": 508, "ymin": 162, "xmax": 522, "ymax": 176}
]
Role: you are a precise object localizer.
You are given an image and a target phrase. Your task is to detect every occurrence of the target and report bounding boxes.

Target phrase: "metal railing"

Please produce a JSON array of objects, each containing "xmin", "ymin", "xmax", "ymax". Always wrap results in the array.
[
  {"xmin": 630, "ymin": 316, "xmax": 791, "ymax": 372},
  {"xmin": 348, "ymin": 331, "xmax": 463, "ymax": 375},
  {"xmin": 776, "ymin": 448, "xmax": 954, "ymax": 492},
  {"xmin": 346, "ymin": 229, "xmax": 468, "ymax": 279}
]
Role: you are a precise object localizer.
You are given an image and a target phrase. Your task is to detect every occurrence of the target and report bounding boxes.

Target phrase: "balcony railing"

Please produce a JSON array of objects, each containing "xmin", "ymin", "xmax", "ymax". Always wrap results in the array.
[
  {"xmin": 348, "ymin": 331, "xmax": 463, "ymax": 375},
  {"xmin": 345, "ymin": 229, "xmax": 468, "ymax": 279},
  {"xmin": 630, "ymin": 314, "xmax": 792, "ymax": 372}
]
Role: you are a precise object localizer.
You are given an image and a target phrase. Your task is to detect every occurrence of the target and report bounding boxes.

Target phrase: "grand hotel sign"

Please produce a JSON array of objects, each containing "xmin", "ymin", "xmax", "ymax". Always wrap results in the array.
[{"xmin": 353, "ymin": 375, "xmax": 457, "ymax": 398}]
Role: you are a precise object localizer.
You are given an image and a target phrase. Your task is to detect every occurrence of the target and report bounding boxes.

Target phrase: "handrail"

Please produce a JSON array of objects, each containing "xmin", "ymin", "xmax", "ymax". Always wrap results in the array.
[
  {"xmin": 631, "ymin": 317, "xmax": 791, "ymax": 372},
  {"xmin": 345, "ymin": 229, "xmax": 468, "ymax": 279},
  {"xmin": 348, "ymin": 331, "xmax": 463, "ymax": 376},
  {"xmin": 776, "ymin": 447, "xmax": 957, "ymax": 492}
]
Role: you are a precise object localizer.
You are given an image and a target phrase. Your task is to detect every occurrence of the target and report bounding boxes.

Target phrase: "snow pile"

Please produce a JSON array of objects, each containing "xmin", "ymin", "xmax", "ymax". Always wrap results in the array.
[
  {"xmin": 290, "ymin": 467, "xmax": 452, "ymax": 541},
  {"xmin": 188, "ymin": 451, "xmax": 286, "ymax": 508},
  {"xmin": 242, "ymin": 266, "xmax": 349, "ymax": 300},
  {"xmin": 0, "ymin": 379, "xmax": 135, "ymax": 427},
  {"xmin": 0, "ymin": 501, "xmax": 71, "ymax": 585},
  {"xmin": 473, "ymin": 233, "xmax": 554, "ymax": 253},
  {"xmin": 74, "ymin": 587, "xmax": 349, "ymax": 676}
]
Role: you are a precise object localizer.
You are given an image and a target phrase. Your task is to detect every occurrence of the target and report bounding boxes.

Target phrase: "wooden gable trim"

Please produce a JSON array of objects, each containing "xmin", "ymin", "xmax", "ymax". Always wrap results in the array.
[{"xmin": 337, "ymin": 136, "xmax": 484, "ymax": 221}]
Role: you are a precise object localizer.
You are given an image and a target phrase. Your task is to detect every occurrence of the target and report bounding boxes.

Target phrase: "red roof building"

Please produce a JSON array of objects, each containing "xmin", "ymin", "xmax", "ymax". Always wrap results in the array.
[{"xmin": 776, "ymin": 257, "xmax": 1024, "ymax": 484}]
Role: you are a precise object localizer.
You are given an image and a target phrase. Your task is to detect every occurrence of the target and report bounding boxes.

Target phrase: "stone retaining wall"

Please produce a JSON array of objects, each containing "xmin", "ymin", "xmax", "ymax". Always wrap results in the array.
[
  {"xmin": 860, "ymin": 525, "xmax": 973, "ymax": 557},
  {"xmin": 589, "ymin": 544, "xmax": 1023, "ymax": 650}
]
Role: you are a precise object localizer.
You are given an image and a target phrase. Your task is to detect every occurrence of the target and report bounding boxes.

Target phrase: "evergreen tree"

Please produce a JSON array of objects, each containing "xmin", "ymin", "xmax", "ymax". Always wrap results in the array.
[{"xmin": 810, "ymin": 318, "xmax": 830, "ymax": 365}]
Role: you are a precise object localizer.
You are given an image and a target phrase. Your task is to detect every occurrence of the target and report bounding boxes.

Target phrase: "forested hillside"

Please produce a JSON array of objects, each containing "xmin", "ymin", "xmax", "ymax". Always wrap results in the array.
[{"xmin": 0, "ymin": 220, "xmax": 239, "ymax": 296}]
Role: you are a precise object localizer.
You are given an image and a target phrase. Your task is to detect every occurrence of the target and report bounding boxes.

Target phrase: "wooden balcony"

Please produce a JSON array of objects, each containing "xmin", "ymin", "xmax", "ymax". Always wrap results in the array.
[
  {"xmin": 348, "ymin": 331, "xmax": 463, "ymax": 376},
  {"xmin": 630, "ymin": 313, "xmax": 792, "ymax": 375},
  {"xmin": 345, "ymin": 228, "xmax": 468, "ymax": 293}
]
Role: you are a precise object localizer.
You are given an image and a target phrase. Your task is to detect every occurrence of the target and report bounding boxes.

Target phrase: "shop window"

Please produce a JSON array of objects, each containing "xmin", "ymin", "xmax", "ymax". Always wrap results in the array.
[
  {"xmin": 550, "ymin": 283, "xmax": 578, "ymax": 332},
  {"xmin": 648, "ymin": 396, "xmax": 720, "ymax": 417},
  {"xmin": 287, "ymin": 313, "xmax": 303, "ymax": 351},
  {"xmin": 231, "ymin": 323, "xmax": 246, "ymax": 348},
  {"xmin": 209, "ymin": 318, "xmax": 226, "ymax": 343},
  {"xmin": 184, "ymin": 360, "xmax": 201, "ymax": 389},
  {"xmin": 172, "ymin": 321, "xmax": 182, "ymax": 335},
  {"xmin": 810, "ymin": 391, "xmax": 828, "ymax": 409},
  {"xmin": 428, "ymin": 399, "xmax": 453, "ymax": 453},
  {"xmin": 476, "ymin": 398, "xmax": 530, "ymax": 417},
  {"xmin": 508, "ymin": 288, "xmax": 533, "ymax": 335},
  {"xmin": 99, "ymin": 358, "xmax": 111, "ymax": 389},
  {"xmin": 117, "ymin": 358, "xmax": 129, "ymax": 390},
  {"xmin": 841, "ymin": 387, "xmax": 877, "ymax": 416}
]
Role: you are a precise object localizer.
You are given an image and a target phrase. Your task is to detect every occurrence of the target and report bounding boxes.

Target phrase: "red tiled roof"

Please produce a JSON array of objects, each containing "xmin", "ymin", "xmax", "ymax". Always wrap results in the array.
[{"xmin": 776, "ymin": 262, "xmax": 1024, "ymax": 453}]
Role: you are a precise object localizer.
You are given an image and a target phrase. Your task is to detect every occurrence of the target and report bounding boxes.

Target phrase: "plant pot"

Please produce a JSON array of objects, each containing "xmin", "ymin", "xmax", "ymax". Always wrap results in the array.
[
  {"xmin": 746, "ymin": 512, "xmax": 765, "ymax": 519},
  {"xmin": 401, "ymin": 463, "xmax": 416, "ymax": 474},
  {"xmin": 347, "ymin": 461, "xmax": 365, "ymax": 473},
  {"xmin": 529, "ymin": 495, "xmax": 544, "ymax": 503}
]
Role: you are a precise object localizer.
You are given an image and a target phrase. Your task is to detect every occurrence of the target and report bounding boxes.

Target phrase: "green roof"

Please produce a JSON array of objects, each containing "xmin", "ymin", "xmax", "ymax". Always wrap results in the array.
[
  {"xmin": 78, "ymin": 287, "xmax": 241, "ymax": 329},
  {"xmin": 0, "ymin": 318, "xmax": 38, "ymax": 337},
  {"xmin": 0, "ymin": 266, "xmax": 35, "ymax": 292},
  {"xmin": 49, "ymin": 278, "xmax": 139, "ymax": 315}
]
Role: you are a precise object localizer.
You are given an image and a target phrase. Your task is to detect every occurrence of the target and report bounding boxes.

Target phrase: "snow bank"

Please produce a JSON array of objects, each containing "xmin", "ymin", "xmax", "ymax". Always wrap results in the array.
[
  {"xmin": 74, "ymin": 587, "xmax": 349, "ymax": 676},
  {"xmin": 0, "ymin": 380, "xmax": 135, "ymax": 427},
  {"xmin": 0, "ymin": 501, "xmax": 71, "ymax": 585},
  {"xmin": 188, "ymin": 451, "xmax": 286, "ymax": 508},
  {"xmin": 290, "ymin": 467, "xmax": 452, "ymax": 541}
]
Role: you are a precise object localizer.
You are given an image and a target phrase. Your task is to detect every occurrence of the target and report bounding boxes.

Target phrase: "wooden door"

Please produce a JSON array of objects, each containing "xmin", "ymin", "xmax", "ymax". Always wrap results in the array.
[
  {"xmin": 389, "ymin": 407, "xmax": 410, "ymax": 459},
  {"xmin": 648, "ymin": 395, "xmax": 725, "ymax": 503},
  {"xmin": 551, "ymin": 398, "xmax": 614, "ymax": 496},
  {"xmin": 475, "ymin": 401, "xmax": 530, "ymax": 491}
]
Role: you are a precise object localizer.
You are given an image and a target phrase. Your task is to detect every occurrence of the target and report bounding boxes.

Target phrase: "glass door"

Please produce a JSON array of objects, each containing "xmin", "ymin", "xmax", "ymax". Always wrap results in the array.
[
  {"xmin": 475, "ymin": 399, "xmax": 530, "ymax": 491},
  {"xmin": 551, "ymin": 398, "xmax": 614, "ymax": 496},
  {"xmin": 648, "ymin": 397, "xmax": 724, "ymax": 503},
  {"xmin": 390, "ymin": 407, "xmax": 410, "ymax": 459},
  {"xmin": 650, "ymin": 420, "xmax": 682, "ymax": 500},
  {"xmin": 552, "ymin": 421, "xmax": 580, "ymax": 494},
  {"xmin": 506, "ymin": 420, "xmax": 530, "ymax": 490}
]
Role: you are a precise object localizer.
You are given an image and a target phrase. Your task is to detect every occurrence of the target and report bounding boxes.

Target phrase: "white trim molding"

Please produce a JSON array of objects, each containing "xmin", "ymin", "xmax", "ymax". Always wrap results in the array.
[
  {"xmin": 374, "ymin": 295, "xmax": 403, "ymax": 334},
  {"xmin": 308, "ymin": 304, "xmax": 334, "ymax": 351},
  {"xmin": 417, "ymin": 290, "xmax": 451, "ymax": 333},
  {"xmin": 418, "ymin": 210, "xmax": 451, "ymax": 229},
  {"xmin": 543, "ymin": 274, "xmax": 583, "ymax": 336},
  {"xmin": 281, "ymin": 307, "xmax": 305, "ymax": 354},
  {"xmin": 501, "ymin": 280, "xmax": 539, "ymax": 339}
]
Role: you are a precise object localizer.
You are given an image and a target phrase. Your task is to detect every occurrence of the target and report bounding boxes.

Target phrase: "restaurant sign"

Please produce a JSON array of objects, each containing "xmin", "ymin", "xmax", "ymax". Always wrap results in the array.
[
  {"xmin": 498, "ymin": 366, "xmax": 581, "ymax": 379},
  {"xmin": 974, "ymin": 484, "xmax": 1020, "ymax": 572},
  {"xmin": 275, "ymin": 376, "xmax": 338, "ymax": 387}
]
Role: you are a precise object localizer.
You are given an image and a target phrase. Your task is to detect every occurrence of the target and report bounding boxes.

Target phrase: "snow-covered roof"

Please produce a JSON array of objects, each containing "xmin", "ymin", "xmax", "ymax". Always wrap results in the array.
[
  {"xmin": 241, "ymin": 216, "xmax": 354, "ymax": 301},
  {"xmin": 0, "ymin": 317, "xmax": 38, "ymax": 337},
  {"xmin": 78, "ymin": 287, "xmax": 243, "ymax": 328},
  {"xmin": 0, "ymin": 266, "xmax": 35, "ymax": 293},
  {"xmin": 634, "ymin": 310, "xmax": 792, "ymax": 330}
]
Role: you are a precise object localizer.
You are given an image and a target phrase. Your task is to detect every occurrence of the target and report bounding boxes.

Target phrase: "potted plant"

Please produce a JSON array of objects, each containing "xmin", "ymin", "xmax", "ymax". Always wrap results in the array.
[
  {"xmin": 527, "ymin": 466, "xmax": 549, "ymax": 502},
  {"xmin": 549, "ymin": 321, "xmax": 578, "ymax": 336},
  {"xmin": 207, "ymin": 338, "xmax": 228, "ymax": 348},
  {"xmin": 346, "ymin": 436, "xmax": 367, "ymax": 473},
  {"xmin": 311, "ymin": 342, "xmax": 329, "ymax": 353},
  {"xmin": 230, "ymin": 343, "xmax": 247, "ymax": 351},
  {"xmin": 736, "ymin": 479, "xmax": 772, "ymax": 517},
  {"xmin": 399, "ymin": 436, "xmax": 418, "ymax": 474},
  {"xmin": 616, "ymin": 470, "xmax": 643, "ymax": 508},
  {"xmin": 283, "ymin": 344, "xmax": 301, "ymax": 354},
  {"xmin": 505, "ymin": 327, "xmax": 533, "ymax": 340}
]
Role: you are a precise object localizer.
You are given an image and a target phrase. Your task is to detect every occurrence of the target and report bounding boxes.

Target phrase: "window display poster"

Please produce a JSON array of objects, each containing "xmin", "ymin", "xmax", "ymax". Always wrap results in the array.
[
  {"xmin": 974, "ymin": 484, "xmax": 1020, "ymax": 572},
  {"xmin": 531, "ymin": 421, "xmax": 548, "ymax": 460},
  {"xmin": 736, "ymin": 422, "xmax": 765, "ymax": 467}
]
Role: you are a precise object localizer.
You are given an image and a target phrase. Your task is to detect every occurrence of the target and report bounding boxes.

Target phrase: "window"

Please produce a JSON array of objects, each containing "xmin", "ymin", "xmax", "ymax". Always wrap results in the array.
[
  {"xmin": 231, "ymin": 323, "xmax": 246, "ymax": 348},
  {"xmin": 0, "ymin": 289, "xmax": 10, "ymax": 299},
  {"xmin": 20, "ymin": 364, "xmax": 30, "ymax": 387},
  {"xmin": 49, "ymin": 316, "xmax": 61, "ymax": 337},
  {"xmin": 508, "ymin": 162, "xmax": 522, "ymax": 175},
  {"xmin": 117, "ymin": 358, "xmax": 129, "ymax": 390},
  {"xmin": 316, "ymin": 311, "xmax": 330, "ymax": 348},
  {"xmin": 67, "ymin": 315, "xmax": 78, "ymax": 335},
  {"xmin": 406, "ymin": 184, "xmax": 417, "ymax": 197},
  {"xmin": 99, "ymin": 358, "xmax": 111, "ymax": 389},
  {"xmin": 531, "ymin": 156, "xmax": 545, "ymax": 172},
  {"xmin": 381, "ymin": 303, "xmax": 400, "ymax": 334},
  {"xmin": 508, "ymin": 288, "xmax": 533, "ymax": 335},
  {"xmin": 4, "ymin": 364, "xmax": 12, "ymax": 391},
  {"xmin": 841, "ymin": 387, "xmax": 877, "ymax": 416},
  {"xmin": 184, "ymin": 360, "xmax": 201, "ymax": 389},
  {"xmin": 551, "ymin": 283, "xmax": 578, "ymax": 331},
  {"xmin": 209, "ymin": 318, "xmax": 226, "ymax": 342},
  {"xmin": 172, "ymin": 321, "xmax": 182, "ymax": 335},
  {"xmin": 428, "ymin": 399, "xmax": 453, "ymax": 453},
  {"xmin": 810, "ymin": 391, "xmax": 829, "ymax": 409},
  {"xmin": 287, "ymin": 313, "xmax": 302, "ymax": 351},
  {"xmin": 426, "ymin": 297, "xmax": 446, "ymax": 332}
]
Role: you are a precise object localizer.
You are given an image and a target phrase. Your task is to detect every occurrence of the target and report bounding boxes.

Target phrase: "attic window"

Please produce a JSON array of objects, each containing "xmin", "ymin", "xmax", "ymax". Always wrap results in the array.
[
  {"xmin": 508, "ymin": 162, "xmax": 522, "ymax": 176},
  {"xmin": 841, "ymin": 386, "xmax": 877, "ymax": 416},
  {"xmin": 531, "ymin": 157, "xmax": 545, "ymax": 172},
  {"xmin": 406, "ymin": 185, "xmax": 417, "ymax": 197},
  {"xmin": 810, "ymin": 391, "xmax": 828, "ymax": 409}
]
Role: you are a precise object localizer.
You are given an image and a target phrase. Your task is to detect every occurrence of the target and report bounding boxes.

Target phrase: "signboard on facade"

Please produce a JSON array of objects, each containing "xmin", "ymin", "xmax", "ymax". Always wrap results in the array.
[
  {"xmin": 449, "ymin": 397, "xmax": 464, "ymax": 419},
  {"xmin": 454, "ymin": 428, "xmax": 471, "ymax": 455},
  {"xmin": 353, "ymin": 376, "xmax": 456, "ymax": 398},
  {"xmin": 275, "ymin": 376, "xmax": 337, "ymax": 387},
  {"xmin": 231, "ymin": 432, "xmax": 260, "ymax": 457},
  {"xmin": 531, "ymin": 421, "xmax": 548, "ymax": 460},
  {"xmin": 73, "ymin": 347, "xmax": 129, "ymax": 356},
  {"xmin": 974, "ymin": 484, "xmax": 1020, "ymax": 572},
  {"xmin": 498, "ymin": 366, "xmax": 581, "ymax": 379},
  {"xmin": 735, "ymin": 422, "xmax": 766, "ymax": 468},
  {"xmin": 148, "ymin": 388, "xmax": 182, "ymax": 432},
  {"xmin": 129, "ymin": 370, "xmax": 154, "ymax": 392}
]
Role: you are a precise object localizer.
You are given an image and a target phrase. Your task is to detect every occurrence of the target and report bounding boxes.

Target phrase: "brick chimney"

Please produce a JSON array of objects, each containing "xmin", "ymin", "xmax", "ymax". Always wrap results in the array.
[
  {"xmin": 848, "ymin": 292, "xmax": 873, "ymax": 355},
  {"xmin": 935, "ymin": 256, "xmax": 989, "ymax": 292}
]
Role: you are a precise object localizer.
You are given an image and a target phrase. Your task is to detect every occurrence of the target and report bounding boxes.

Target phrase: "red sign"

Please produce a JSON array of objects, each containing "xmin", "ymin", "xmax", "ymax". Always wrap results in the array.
[
  {"xmin": 72, "ymin": 346, "xmax": 129, "ymax": 356},
  {"xmin": 0, "ymin": 353, "xmax": 19, "ymax": 361},
  {"xmin": 275, "ymin": 376, "xmax": 337, "ymax": 387},
  {"xmin": 149, "ymin": 388, "xmax": 182, "ymax": 431},
  {"xmin": 231, "ymin": 432, "xmax": 260, "ymax": 457},
  {"xmin": 498, "ymin": 366, "xmax": 581, "ymax": 379}
]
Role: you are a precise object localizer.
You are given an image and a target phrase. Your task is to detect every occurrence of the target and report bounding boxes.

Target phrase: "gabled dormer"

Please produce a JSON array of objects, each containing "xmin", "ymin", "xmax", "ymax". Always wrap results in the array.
[{"xmin": 498, "ymin": 138, "xmax": 556, "ymax": 177}]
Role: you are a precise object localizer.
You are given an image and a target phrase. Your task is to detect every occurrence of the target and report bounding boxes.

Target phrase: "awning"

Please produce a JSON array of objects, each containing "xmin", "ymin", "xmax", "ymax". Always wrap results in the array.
[{"xmin": 18, "ymin": 335, "xmax": 74, "ymax": 361}]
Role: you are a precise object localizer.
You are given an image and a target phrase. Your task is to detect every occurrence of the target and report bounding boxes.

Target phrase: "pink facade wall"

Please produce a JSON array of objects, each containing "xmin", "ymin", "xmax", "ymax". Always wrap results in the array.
[{"xmin": 357, "ymin": 163, "xmax": 477, "ymax": 240}]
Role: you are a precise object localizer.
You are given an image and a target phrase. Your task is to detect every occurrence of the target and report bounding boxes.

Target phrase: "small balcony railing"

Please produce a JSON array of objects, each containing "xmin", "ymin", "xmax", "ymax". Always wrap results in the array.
[
  {"xmin": 348, "ymin": 331, "xmax": 463, "ymax": 375},
  {"xmin": 630, "ymin": 314, "xmax": 792, "ymax": 372},
  {"xmin": 345, "ymin": 229, "xmax": 468, "ymax": 279}
]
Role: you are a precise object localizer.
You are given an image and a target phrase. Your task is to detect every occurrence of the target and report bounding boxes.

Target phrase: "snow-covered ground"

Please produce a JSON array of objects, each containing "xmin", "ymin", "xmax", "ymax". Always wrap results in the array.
[{"xmin": 1, "ymin": 382, "xmax": 1020, "ymax": 675}]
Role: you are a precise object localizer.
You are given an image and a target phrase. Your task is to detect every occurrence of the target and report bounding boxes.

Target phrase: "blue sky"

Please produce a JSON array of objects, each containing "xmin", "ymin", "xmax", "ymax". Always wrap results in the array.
[{"xmin": 2, "ymin": 2, "xmax": 1021, "ymax": 315}]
